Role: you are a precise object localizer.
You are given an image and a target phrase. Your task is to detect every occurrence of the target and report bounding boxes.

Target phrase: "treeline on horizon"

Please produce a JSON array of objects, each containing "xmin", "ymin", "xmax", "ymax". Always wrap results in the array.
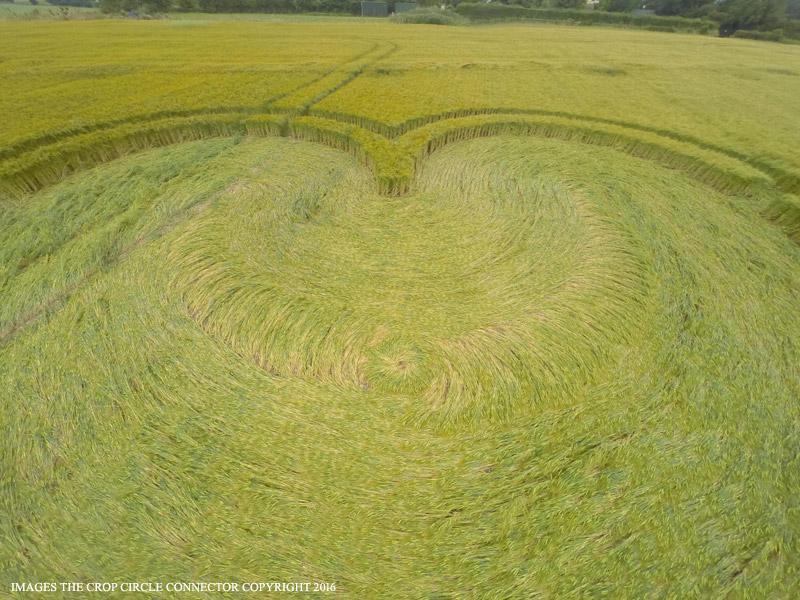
[
  {"xmin": 10, "ymin": 0, "xmax": 798, "ymax": 40},
  {"xmin": 459, "ymin": 0, "xmax": 800, "ymax": 39},
  {"xmin": 601, "ymin": 0, "xmax": 800, "ymax": 36}
]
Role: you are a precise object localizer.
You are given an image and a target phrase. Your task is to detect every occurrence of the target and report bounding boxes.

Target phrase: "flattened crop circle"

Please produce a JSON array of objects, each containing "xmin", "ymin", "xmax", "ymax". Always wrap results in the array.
[{"xmin": 169, "ymin": 136, "xmax": 651, "ymax": 426}]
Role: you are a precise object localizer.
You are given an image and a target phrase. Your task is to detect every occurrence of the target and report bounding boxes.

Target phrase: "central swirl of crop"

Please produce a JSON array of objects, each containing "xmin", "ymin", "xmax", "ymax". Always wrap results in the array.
[{"xmin": 168, "ymin": 138, "xmax": 648, "ymax": 425}]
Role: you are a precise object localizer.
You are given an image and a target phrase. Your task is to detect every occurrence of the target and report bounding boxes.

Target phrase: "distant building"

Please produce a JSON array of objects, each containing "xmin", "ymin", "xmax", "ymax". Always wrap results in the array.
[{"xmin": 361, "ymin": 1, "xmax": 388, "ymax": 16}]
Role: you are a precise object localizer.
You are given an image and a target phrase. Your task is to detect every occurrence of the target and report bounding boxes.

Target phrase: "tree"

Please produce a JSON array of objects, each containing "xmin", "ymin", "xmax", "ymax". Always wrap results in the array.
[
  {"xmin": 144, "ymin": 0, "xmax": 171, "ymax": 12},
  {"xmin": 647, "ymin": 0, "xmax": 705, "ymax": 16},
  {"xmin": 598, "ymin": 0, "xmax": 639, "ymax": 12},
  {"xmin": 174, "ymin": 0, "xmax": 197, "ymax": 10},
  {"xmin": 99, "ymin": 0, "xmax": 141, "ymax": 12},
  {"xmin": 717, "ymin": 0, "xmax": 787, "ymax": 35},
  {"xmin": 546, "ymin": 0, "xmax": 585, "ymax": 8}
]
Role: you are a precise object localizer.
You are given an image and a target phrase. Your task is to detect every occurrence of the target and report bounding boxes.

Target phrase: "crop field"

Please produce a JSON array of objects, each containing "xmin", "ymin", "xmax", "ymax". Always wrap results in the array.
[{"xmin": 1, "ymin": 19, "xmax": 800, "ymax": 598}]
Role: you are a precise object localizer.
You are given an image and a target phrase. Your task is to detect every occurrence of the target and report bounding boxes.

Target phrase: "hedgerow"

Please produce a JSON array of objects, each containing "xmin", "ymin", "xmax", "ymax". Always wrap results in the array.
[{"xmin": 454, "ymin": 3, "xmax": 715, "ymax": 33}]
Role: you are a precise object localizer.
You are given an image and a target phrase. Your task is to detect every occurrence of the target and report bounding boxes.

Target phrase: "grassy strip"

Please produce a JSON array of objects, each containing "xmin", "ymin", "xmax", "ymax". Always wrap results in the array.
[
  {"xmin": 761, "ymin": 194, "xmax": 800, "ymax": 244},
  {"xmin": 1, "ymin": 110, "xmax": 792, "ymax": 257},
  {"xmin": 0, "ymin": 106, "xmax": 258, "ymax": 162},
  {"xmin": 308, "ymin": 106, "xmax": 800, "ymax": 196},
  {"xmin": 0, "ymin": 111, "xmax": 781, "ymax": 201},
  {"xmin": 288, "ymin": 116, "xmax": 404, "ymax": 193},
  {"xmin": 399, "ymin": 115, "xmax": 772, "ymax": 194},
  {"xmin": 0, "ymin": 114, "xmax": 286, "ymax": 200}
]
